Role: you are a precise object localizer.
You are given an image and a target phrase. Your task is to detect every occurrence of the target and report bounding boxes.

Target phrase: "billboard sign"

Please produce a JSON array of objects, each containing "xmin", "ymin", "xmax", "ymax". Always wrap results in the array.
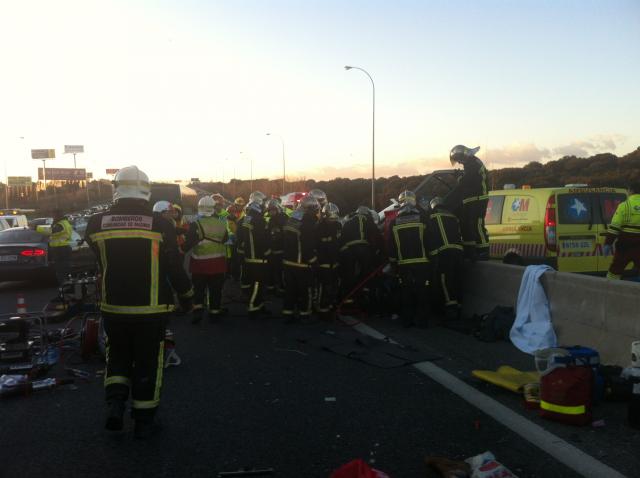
[
  {"xmin": 31, "ymin": 149, "xmax": 56, "ymax": 159},
  {"xmin": 64, "ymin": 145, "xmax": 84, "ymax": 154},
  {"xmin": 191, "ymin": 178, "xmax": 200, "ymax": 183},
  {"xmin": 8, "ymin": 176, "xmax": 32, "ymax": 187},
  {"xmin": 106, "ymin": 168, "xmax": 119, "ymax": 175},
  {"xmin": 86, "ymin": 172, "xmax": 93, "ymax": 179},
  {"xmin": 38, "ymin": 168, "xmax": 87, "ymax": 181}
]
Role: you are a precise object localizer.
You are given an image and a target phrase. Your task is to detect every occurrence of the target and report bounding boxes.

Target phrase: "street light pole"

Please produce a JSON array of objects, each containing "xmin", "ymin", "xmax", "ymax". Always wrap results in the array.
[
  {"xmin": 345, "ymin": 65, "xmax": 375, "ymax": 210},
  {"xmin": 266, "ymin": 133, "xmax": 286, "ymax": 195},
  {"xmin": 240, "ymin": 151, "xmax": 253, "ymax": 192}
]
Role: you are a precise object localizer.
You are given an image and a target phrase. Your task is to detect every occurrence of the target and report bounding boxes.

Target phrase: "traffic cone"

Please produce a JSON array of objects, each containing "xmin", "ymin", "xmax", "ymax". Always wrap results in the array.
[{"xmin": 16, "ymin": 293, "xmax": 27, "ymax": 316}]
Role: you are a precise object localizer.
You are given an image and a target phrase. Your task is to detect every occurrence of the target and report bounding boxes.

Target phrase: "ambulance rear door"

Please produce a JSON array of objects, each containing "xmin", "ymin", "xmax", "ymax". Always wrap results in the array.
[{"xmin": 556, "ymin": 192, "xmax": 598, "ymax": 273}]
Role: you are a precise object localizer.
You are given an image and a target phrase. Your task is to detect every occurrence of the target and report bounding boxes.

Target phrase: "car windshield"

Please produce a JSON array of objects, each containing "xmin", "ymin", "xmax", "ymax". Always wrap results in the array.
[{"xmin": 0, "ymin": 229, "xmax": 46, "ymax": 244}]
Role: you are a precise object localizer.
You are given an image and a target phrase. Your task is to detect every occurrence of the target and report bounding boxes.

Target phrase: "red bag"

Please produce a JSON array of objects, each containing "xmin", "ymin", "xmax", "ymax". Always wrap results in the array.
[
  {"xmin": 539, "ymin": 366, "xmax": 593, "ymax": 426},
  {"xmin": 330, "ymin": 459, "xmax": 390, "ymax": 478}
]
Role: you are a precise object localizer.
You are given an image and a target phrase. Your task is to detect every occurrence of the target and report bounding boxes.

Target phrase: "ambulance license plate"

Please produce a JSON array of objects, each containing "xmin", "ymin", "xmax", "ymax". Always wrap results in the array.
[{"xmin": 560, "ymin": 239, "xmax": 593, "ymax": 252}]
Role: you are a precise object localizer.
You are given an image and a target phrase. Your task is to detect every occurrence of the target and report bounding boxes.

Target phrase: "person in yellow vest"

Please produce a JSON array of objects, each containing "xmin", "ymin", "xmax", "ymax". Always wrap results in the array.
[
  {"xmin": 172, "ymin": 204, "xmax": 189, "ymax": 254},
  {"xmin": 183, "ymin": 196, "xmax": 229, "ymax": 323},
  {"xmin": 49, "ymin": 209, "xmax": 74, "ymax": 284},
  {"xmin": 605, "ymin": 186, "xmax": 640, "ymax": 280}
]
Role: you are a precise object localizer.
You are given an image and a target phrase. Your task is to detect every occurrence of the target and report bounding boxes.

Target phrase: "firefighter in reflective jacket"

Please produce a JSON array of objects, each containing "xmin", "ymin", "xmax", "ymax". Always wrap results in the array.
[
  {"xmin": 605, "ymin": 187, "xmax": 640, "ymax": 280},
  {"xmin": 49, "ymin": 209, "xmax": 74, "ymax": 284},
  {"xmin": 183, "ymin": 196, "xmax": 228, "ymax": 323},
  {"xmin": 445, "ymin": 145, "xmax": 489, "ymax": 260},
  {"xmin": 338, "ymin": 205, "xmax": 382, "ymax": 303},
  {"xmin": 388, "ymin": 191, "xmax": 431, "ymax": 327},
  {"xmin": 266, "ymin": 199, "xmax": 287, "ymax": 294},
  {"xmin": 237, "ymin": 199, "xmax": 271, "ymax": 318},
  {"xmin": 85, "ymin": 166, "xmax": 193, "ymax": 439},
  {"xmin": 282, "ymin": 196, "xmax": 320, "ymax": 322},
  {"xmin": 428, "ymin": 196, "xmax": 464, "ymax": 320},
  {"xmin": 316, "ymin": 202, "xmax": 342, "ymax": 319}
]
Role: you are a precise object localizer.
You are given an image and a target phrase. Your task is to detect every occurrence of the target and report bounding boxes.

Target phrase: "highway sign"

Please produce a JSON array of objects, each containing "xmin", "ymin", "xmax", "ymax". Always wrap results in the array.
[
  {"xmin": 191, "ymin": 178, "xmax": 200, "ymax": 183},
  {"xmin": 64, "ymin": 145, "xmax": 84, "ymax": 154},
  {"xmin": 38, "ymin": 168, "xmax": 87, "ymax": 181},
  {"xmin": 86, "ymin": 172, "xmax": 93, "ymax": 179},
  {"xmin": 31, "ymin": 149, "xmax": 56, "ymax": 159},
  {"xmin": 106, "ymin": 169, "xmax": 119, "ymax": 175},
  {"xmin": 7, "ymin": 176, "xmax": 32, "ymax": 187}
]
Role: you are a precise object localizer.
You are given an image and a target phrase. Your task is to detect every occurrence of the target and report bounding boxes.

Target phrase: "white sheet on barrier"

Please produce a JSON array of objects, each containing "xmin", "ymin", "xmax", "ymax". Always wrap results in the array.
[{"xmin": 510, "ymin": 264, "xmax": 557, "ymax": 354}]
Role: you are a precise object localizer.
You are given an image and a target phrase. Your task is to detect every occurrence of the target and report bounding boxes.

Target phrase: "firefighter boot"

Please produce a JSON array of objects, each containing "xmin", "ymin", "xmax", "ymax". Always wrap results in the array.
[{"xmin": 105, "ymin": 400, "xmax": 125, "ymax": 431}]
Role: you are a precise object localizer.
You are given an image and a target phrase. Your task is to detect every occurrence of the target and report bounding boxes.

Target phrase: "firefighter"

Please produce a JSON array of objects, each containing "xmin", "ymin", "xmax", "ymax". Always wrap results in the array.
[
  {"xmin": 226, "ymin": 197, "xmax": 245, "ymax": 282},
  {"xmin": 49, "ymin": 209, "xmax": 74, "ymax": 285},
  {"xmin": 605, "ymin": 186, "xmax": 640, "ymax": 280},
  {"xmin": 388, "ymin": 190, "xmax": 431, "ymax": 327},
  {"xmin": 445, "ymin": 145, "xmax": 489, "ymax": 261},
  {"xmin": 153, "ymin": 201, "xmax": 176, "ymax": 226},
  {"xmin": 172, "ymin": 204, "xmax": 189, "ymax": 253},
  {"xmin": 316, "ymin": 202, "xmax": 342, "ymax": 320},
  {"xmin": 338, "ymin": 205, "xmax": 382, "ymax": 304},
  {"xmin": 266, "ymin": 199, "xmax": 287, "ymax": 294},
  {"xmin": 237, "ymin": 198, "xmax": 271, "ymax": 318},
  {"xmin": 282, "ymin": 196, "xmax": 320, "ymax": 323},
  {"xmin": 428, "ymin": 196, "xmax": 464, "ymax": 320},
  {"xmin": 183, "ymin": 196, "xmax": 228, "ymax": 323},
  {"xmin": 85, "ymin": 166, "xmax": 193, "ymax": 439}
]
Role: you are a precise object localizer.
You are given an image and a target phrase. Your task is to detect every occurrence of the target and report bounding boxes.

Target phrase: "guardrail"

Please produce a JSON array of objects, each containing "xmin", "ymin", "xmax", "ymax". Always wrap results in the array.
[{"xmin": 461, "ymin": 261, "xmax": 640, "ymax": 367}]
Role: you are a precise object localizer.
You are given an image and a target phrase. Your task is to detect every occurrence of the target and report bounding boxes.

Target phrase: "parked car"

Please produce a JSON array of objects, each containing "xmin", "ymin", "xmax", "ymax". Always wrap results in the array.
[
  {"xmin": 0, "ymin": 227, "xmax": 96, "ymax": 283},
  {"xmin": 0, "ymin": 214, "xmax": 29, "ymax": 228}
]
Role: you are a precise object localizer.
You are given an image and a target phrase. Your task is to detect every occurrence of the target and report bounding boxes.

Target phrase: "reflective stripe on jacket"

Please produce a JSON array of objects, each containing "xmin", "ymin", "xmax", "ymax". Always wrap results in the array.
[{"xmin": 192, "ymin": 216, "xmax": 228, "ymax": 260}]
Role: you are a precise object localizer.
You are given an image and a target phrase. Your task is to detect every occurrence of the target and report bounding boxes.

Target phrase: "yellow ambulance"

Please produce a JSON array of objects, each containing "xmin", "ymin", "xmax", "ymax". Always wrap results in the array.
[{"xmin": 485, "ymin": 185, "xmax": 628, "ymax": 273}]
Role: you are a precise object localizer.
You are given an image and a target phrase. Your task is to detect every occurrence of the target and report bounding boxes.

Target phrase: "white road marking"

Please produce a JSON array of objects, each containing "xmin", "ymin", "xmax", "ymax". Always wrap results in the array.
[{"xmin": 350, "ymin": 321, "xmax": 627, "ymax": 478}]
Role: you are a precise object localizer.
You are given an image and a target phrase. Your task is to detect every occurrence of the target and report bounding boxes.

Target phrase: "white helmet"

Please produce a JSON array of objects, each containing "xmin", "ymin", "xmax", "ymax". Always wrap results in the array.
[
  {"xmin": 398, "ymin": 190, "xmax": 416, "ymax": 207},
  {"xmin": 113, "ymin": 166, "xmax": 151, "ymax": 202},
  {"xmin": 249, "ymin": 191, "xmax": 267, "ymax": 205},
  {"xmin": 322, "ymin": 202, "xmax": 340, "ymax": 220},
  {"xmin": 308, "ymin": 189, "xmax": 328, "ymax": 207},
  {"xmin": 153, "ymin": 200, "xmax": 173, "ymax": 213},
  {"xmin": 198, "ymin": 196, "xmax": 216, "ymax": 216}
]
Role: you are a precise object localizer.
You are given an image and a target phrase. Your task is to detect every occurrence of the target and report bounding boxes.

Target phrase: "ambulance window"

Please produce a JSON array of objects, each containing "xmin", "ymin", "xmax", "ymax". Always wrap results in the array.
[
  {"xmin": 557, "ymin": 194, "xmax": 593, "ymax": 225},
  {"xmin": 599, "ymin": 193, "xmax": 626, "ymax": 224},
  {"xmin": 485, "ymin": 196, "xmax": 504, "ymax": 225}
]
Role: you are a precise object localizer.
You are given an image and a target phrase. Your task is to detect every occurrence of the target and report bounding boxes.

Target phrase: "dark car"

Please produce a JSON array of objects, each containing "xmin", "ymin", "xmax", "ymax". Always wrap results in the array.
[{"xmin": 0, "ymin": 227, "xmax": 96, "ymax": 283}]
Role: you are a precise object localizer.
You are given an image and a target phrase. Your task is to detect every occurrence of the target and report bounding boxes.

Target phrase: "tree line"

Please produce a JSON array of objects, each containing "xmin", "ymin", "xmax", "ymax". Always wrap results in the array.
[{"xmin": 196, "ymin": 146, "xmax": 640, "ymax": 214}]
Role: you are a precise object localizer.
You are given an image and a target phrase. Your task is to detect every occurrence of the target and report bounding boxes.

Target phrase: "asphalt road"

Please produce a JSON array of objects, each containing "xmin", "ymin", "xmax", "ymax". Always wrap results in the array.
[{"xmin": 0, "ymin": 279, "xmax": 636, "ymax": 478}]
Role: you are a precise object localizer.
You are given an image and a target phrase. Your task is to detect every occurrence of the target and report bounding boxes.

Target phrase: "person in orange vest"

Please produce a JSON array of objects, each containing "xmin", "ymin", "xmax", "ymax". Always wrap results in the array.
[{"xmin": 172, "ymin": 204, "xmax": 189, "ymax": 253}]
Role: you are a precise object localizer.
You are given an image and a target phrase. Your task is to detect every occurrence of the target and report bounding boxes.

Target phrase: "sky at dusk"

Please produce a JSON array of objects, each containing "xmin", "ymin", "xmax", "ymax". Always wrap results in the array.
[{"xmin": 1, "ymin": 0, "xmax": 639, "ymax": 183}]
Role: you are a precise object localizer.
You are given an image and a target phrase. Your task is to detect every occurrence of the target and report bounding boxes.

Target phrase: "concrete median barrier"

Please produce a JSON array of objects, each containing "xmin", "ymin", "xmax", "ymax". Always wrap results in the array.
[{"xmin": 462, "ymin": 261, "xmax": 639, "ymax": 366}]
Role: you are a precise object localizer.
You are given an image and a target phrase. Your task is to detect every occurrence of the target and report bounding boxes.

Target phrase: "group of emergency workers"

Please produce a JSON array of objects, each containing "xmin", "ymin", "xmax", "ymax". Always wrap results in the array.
[{"xmin": 43, "ymin": 144, "xmax": 640, "ymax": 440}]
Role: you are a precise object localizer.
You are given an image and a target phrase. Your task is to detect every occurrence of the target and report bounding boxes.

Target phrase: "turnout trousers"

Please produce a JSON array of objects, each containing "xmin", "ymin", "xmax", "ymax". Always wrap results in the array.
[
  {"xmin": 433, "ymin": 249, "xmax": 464, "ymax": 317},
  {"xmin": 398, "ymin": 263, "xmax": 431, "ymax": 327},
  {"xmin": 339, "ymin": 244, "xmax": 373, "ymax": 302},
  {"xmin": 268, "ymin": 252, "xmax": 284, "ymax": 293},
  {"xmin": 607, "ymin": 242, "xmax": 640, "ymax": 279},
  {"xmin": 461, "ymin": 199, "xmax": 489, "ymax": 260},
  {"xmin": 192, "ymin": 273, "xmax": 225, "ymax": 314},
  {"xmin": 103, "ymin": 317, "xmax": 166, "ymax": 421},
  {"xmin": 244, "ymin": 261, "xmax": 268, "ymax": 317},
  {"xmin": 317, "ymin": 264, "xmax": 339, "ymax": 316},
  {"xmin": 283, "ymin": 265, "xmax": 314, "ymax": 317},
  {"xmin": 49, "ymin": 245, "xmax": 72, "ymax": 285}
]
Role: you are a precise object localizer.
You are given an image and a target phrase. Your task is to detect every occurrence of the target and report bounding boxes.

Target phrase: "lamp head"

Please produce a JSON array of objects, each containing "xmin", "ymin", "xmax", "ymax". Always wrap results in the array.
[{"xmin": 344, "ymin": 65, "xmax": 353, "ymax": 70}]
